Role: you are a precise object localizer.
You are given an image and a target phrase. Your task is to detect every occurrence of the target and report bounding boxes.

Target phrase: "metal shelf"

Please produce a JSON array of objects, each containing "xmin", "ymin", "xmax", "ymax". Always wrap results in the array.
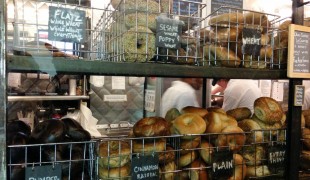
[
  {"xmin": 7, "ymin": 95, "xmax": 89, "ymax": 101},
  {"xmin": 7, "ymin": 55, "xmax": 288, "ymax": 79}
]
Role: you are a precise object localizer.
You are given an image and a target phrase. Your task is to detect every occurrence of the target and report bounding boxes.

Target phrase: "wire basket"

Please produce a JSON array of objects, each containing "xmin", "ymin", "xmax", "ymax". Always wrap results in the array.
[
  {"xmin": 200, "ymin": 6, "xmax": 282, "ymax": 69},
  {"xmin": 7, "ymin": 0, "xmax": 106, "ymax": 60},
  {"xmin": 96, "ymin": 128, "xmax": 287, "ymax": 180},
  {"xmin": 7, "ymin": 141, "xmax": 97, "ymax": 180},
  {"xmin": 94, "ymin": 0, "xmax": 207, "ymax": 65}
]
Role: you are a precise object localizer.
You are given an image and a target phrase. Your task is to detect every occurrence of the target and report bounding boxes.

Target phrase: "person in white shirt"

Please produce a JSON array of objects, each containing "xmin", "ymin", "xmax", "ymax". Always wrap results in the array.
[
  {"xmin": 212, "ymin": 78, "xmax": 262, "ymax": 113},
  {"xmin": 160, "ymin": 78, "xmax": 202, "ymax": 117}
]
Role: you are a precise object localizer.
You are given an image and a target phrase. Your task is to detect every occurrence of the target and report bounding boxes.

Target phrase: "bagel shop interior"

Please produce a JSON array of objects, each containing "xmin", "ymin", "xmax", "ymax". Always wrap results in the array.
[{"xmin": 1, "ymin": 0, "xmax": 310, "ymax": 179}]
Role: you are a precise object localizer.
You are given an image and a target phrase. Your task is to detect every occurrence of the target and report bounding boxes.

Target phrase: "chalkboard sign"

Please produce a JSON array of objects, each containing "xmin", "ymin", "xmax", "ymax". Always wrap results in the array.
[
  {"xmin": 25, "ymin": 164, "xmax": 62, "ymax": 180},
  {"xmin": 294, "ymin": 85, "xmax": 305, "ymax": 106},
  {"xmin": 242, "ymin": 28, "xmax": 261, "ymax": 57},
  {"xmin": 268, "ymin": 144, "xmax": 286, "ymax": 173},
  {"xmin": 155, "ymin": 15, "xmax": 183, "ymax": 49},
  {"xmin": 288, "ymin": 24, "xmax": 310, "ymax": 78},
  {"xmin": 173, "ymin": 0, "xmax": 202, "ymax": 15},
  {"xmin": 131, "ymin": 154, "xmax": 159, "ymax": 180},
  {"xmin": 48, "ymin": 6, "xmax": 86, "ymax": 43},
  {"xmin": 211, "ymin": 0, "xmax": 243, "ymax": 14},
  {"xmin": 211, "ymin": 150, "xmax": 233, "ymax": 179}
]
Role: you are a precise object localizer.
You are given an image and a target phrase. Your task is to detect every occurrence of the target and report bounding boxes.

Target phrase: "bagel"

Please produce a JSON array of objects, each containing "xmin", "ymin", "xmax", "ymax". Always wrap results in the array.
[
  {"xmin": 205, "ymin": 111, "xmax": 238, "ymax": 134},
  {"xmin": 216, "ymin": 125, "xmax": 246, "ymax": 151},
  {"xmin": 199, "ymin": 141, "xmax": 214, "ymax": 165},
  {"xmin": 209, "ymin": 26, "xmax": 241, "ymax": 42},
  {"xmin": 209, "ymin": 12, "xmax": 244, "ymax": 27},
  {"xmin": 302, "ymin": 110, "xmax": 310, "ymax": 128},
  {"xmin": 98, "ymin": 140, "xmax": 131, "ymax": 168},
  {"xmin": 133, "ymin": 116, "xmax": 170, "ymax": 137},
  {"xmin": 180, "ymin": 136, "xmax": 201, "ymax": 155},
  {"xmin": 242, "ymin": 145, "xmax": 265, "ymax": 166},
  {"xmin": 98, "ymin": 164, "xmax": 130, "ymax": 179},
  {"xmin": 252, "ymin": 114, "xmax": 283, "ymax": 139},
  {"xmin": 181, "ymin": 106, "xmax": 208, "ymax": 118},
  {"xmin": 243, "ymin": 12, "xmax": 271, "ymax": 33},
  {"xmin": 189, "ymin": 159, "xmax": 208, "ymax": 180},
  {"xmin": 165, "ymin": 108, "xmax": 181, "ymax": 122},
  {"xmin": 254, "ymin": 97, "xmax": 283, "ymax": 124},
  {"xmin": 246, "ymin": 165, "xmax": 270, "ymax": 178},
  {"xmin": 204, "ymin": 44, "xmax": 241, "ymax": 67},
  {"xmin": 123, "ymin": 26, "xmax": 156, "ymax": 62},
  {"xmin": 111, "ymin": 0, "xmax": 160, "ymax": 14},
  {"xmin": 302, "ymin": 127, "xmax": 310, "ymax": 150},
  {"xmin": 160, "ymin": 161, "xmax": 177, "ymax": 180},
  {"xmin": 179, "ymin": 150, "xmax": 197, "ymax": 167},
  {"xmin": 226, "ymin": 107, "xmax": 252, "ymax": 121},
  {"xmin": 159, "ymin": 146, "xmax": 175, "ymax": 165},
  {"xmin": 206, "ymin": 107, "xmax": 226, "ymax": 114},
  {"xmin": 238, "ymin": 119, "xmax": 263, "ymax": 143},
  {"xmin": 228, "ymin": 154, "xmax": 246, "ymax": 180},
  {"xmin": 300, "ymin": 150, "xmax": 310, "ymax": 170},
  {"xmin": 125, "ymin": 13, "xmax": 157, "ymax": 32},
  {"xmin": 133, "ymin": 138, "xmax": 166, "ymax": 154},
  {"xmin": 171, "ymin": 113, "xmax": 207, "ymax": 140}
]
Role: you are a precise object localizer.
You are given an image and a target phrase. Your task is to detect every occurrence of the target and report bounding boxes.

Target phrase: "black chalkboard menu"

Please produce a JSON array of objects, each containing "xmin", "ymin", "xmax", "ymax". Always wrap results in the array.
[
  {"xmin": 155, "ymin": 15, "xmax": 183, "ymax": 49},
  {"xmin": 131, "ymin": 154, "xmax": 159, "ymax": 180},
  {"xmin": 26, "ymin": 164, "xmax": 62, "ymax": 180},
  {"xmin": 242, "ymin": 28, "xmax": 262, "ymax": 57},
  {"xmin": 288, "ymin": 24, "xmax": 310, "ymax": 78},
  {"xmin": 267, "ymin": 143, "xmax": 286, "ymax": 173},
  {"xmin": 211, "ymin": 150, "xmax": 234, "ymax": 179},
  {"xmin": 211, "ymin": 0, "xmax": 243, "ymax": 14},
  {"xmin": 173, "ymin": 0, "xmax": 202, "ymax": 15},
  {"xmin": 48, "ymin": 6, "xmax": 86, "ymax": 43}
]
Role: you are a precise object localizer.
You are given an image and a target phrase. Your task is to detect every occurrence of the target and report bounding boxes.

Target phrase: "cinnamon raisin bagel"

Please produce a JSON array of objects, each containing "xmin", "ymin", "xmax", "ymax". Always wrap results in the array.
[{"xmin": 133, "ymin": 116, "xmax": 170, "ymax": 137}]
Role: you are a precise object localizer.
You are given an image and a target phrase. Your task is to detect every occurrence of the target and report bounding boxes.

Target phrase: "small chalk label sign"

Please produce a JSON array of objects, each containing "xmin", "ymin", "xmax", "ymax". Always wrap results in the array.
[
  {"xmin": 268, "ymin": 144, "xmax": 286, "ymax": 172},
  {"xmin": 242, "ymin": 28, "xmax": 262, "ymax": 57},
  {"xmin": 25, "ymin": 164, "xmax": 61, "ymax": 180},
  {"xmin": 48, "ymin": 6, "xmax": 86, "ymax": 43},
  {"xmin": 294, "ymin": 85, "xmax": 305, "ymax": 106},
  {"xmin": 131, "ymin": 154, "xmax": 159, "ymax": 180},
  {"xmin": 155, "ymin": 15, "xmax": 183, "ymax": 49},
  {"xmin": 211, "ymin": 150, "xmax": 233, "ymax": 179}
]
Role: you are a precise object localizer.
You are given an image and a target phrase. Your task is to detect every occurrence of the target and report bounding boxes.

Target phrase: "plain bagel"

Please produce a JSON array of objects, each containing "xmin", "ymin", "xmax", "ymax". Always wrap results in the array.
[
  {"xmin": 171, "ymin": 113, "xmax": 207, "ymax": 140},
  {"xmin": 226, "ymin": 107, "xmax": 252, "ymax": 121},
  {"xmin": 228, "ymin": 154, "xmax": 247, "ymax": 180},
  {"xmin": 181, "ymin": 106, "xmax": 208, "ymax": 118},
  {"xmin": 205, "ymin": 111, "xmax": 238, "ymax": 134},
  {"xmin": 216, "ymin": 125, "xmax": 246, "ymax": 151}
]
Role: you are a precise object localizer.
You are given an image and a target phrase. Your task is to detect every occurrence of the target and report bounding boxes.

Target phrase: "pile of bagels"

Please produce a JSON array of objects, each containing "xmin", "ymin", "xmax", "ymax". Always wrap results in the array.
[
  {"xmin": 98, "ymin": 96, "xmax": 286, "ymax": 179},
  {"xmin": 108, "ymin": 0, "xmax": 202, "ymax": 64}
]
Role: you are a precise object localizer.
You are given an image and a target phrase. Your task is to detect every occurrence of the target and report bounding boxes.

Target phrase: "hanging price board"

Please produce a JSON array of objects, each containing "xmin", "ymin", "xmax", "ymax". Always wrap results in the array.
[{"xmin": 287, "ymin": 24, "xmax": 310, "ymax": 78}]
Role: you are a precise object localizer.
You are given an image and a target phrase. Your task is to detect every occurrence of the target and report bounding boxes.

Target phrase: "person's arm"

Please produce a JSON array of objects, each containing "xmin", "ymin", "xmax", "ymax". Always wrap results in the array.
[{"xmin": 211, "ymin": 85, "xmax": 224, "ymax": 95}]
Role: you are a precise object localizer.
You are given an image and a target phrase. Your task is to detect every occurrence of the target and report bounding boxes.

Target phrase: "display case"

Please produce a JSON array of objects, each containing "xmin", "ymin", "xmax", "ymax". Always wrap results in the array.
[{"xmin": 1, "ymin": 0, "xmax": 308, "ymax": 180}]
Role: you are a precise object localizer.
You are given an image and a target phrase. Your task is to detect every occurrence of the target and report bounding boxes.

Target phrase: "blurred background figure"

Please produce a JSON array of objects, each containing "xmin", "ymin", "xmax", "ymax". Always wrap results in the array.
[
  {"xmin": 212, "ymin": 78, "xmax": 262, "ymax": 113},
  {"xmin": 160, "ymin": 78, "xmax": 203, "ymax": 117}
]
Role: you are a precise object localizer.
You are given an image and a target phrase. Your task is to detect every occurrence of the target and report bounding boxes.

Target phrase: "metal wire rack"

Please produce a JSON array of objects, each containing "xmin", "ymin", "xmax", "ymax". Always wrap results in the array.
[
  {"xmin": 96, "ymin": 128, "xmax": 287, "ymax": 180},
  {"xmin": 7, "ymin": 141, "xmax": 97, "ymax": 180},
  {"xmin": 200, "ymin": 6, "xmax": 283, "ymax": 69},
  {"xmin": 93, "ymin": 0, "xmax": 207, "ymax": 64},
  {"xmin": 7, "ymin": 0, "xmax": 106, "ymax": 60}
]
